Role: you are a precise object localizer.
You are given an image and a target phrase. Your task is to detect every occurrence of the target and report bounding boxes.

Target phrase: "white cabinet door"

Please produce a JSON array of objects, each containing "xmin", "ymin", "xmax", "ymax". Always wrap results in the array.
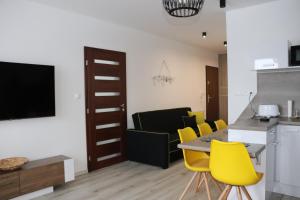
[
  {"xmin": 266, "ymin": 142, "xmax": 276, "ymax": 192},
  {"xmin": 277, "ymin": 125, "xmax": 300, "ymax": 187}
]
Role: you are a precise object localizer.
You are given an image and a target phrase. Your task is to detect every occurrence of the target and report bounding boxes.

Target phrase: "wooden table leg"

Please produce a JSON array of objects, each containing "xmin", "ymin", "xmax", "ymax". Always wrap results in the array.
[{"xmin": 179, "ymin": 172, "xmax": 198, "ymax": 200}]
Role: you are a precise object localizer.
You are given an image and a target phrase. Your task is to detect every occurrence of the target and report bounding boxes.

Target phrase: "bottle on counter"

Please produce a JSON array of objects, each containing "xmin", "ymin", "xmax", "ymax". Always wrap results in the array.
[
  {"xmin": 288, "ymin": 100, "xmax": 293, "ymax": 118},
  {"xmin": 295, "ymin": 109, "xmax": 299, "ymax": 118}
]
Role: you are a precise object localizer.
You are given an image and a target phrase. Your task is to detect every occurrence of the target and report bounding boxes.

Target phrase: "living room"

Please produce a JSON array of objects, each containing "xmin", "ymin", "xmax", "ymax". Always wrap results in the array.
[{"xmin": 1, "ymin": 0, "xmax": 300, "ymax": 200}]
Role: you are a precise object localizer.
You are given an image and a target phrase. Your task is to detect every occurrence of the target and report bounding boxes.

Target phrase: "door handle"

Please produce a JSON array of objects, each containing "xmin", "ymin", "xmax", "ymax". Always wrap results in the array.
[
  {"xmin": 207, "ymin": 95, "xmax": 213, "ymax": 103},
  {"xmin": 120, "ymin": 104, "xmax": 125, "ymax": 111},
  {"xmin": 269, "ymin": 129, "xmax": 276, "ymax": 135},
  {"xmin": 271, "ymin": 142, "xmax": 279, "ymax": 146}
]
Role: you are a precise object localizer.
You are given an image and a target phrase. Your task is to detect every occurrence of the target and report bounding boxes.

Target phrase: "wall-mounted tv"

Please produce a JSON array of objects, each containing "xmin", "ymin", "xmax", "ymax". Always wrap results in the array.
[{"xmin": 0, "ymin": 61, "xmax": 55, "ymax": 120}]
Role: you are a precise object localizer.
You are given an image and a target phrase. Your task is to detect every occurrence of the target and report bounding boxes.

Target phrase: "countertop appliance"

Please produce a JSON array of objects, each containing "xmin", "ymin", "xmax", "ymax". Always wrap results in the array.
[
  {"xmin": 258, "ymin": 105, "xmax": 280, "ymax": 118},
  {"xmin": 254, "ymin": 58, "xmax": 279, "ymax": 70}
]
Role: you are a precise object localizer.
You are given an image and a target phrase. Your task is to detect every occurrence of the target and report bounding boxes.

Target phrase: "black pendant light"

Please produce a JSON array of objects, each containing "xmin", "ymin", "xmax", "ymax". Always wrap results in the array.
[{"xmin": 162, "ymin": 0, "xmax": 205, "ymax": 18}]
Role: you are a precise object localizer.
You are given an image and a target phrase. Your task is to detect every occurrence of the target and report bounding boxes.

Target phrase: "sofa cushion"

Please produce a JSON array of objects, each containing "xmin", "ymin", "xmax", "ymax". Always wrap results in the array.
[
  {"xmin": 132, "ymin": 107, "xmax": 191, "ymax": 133},
  {"xmin": 188, "ymin": 111, "xmax": 205, "ymax": 124},
  {"xmin": 182, "ymin": 115, "xmax": 200, "ymax": 136},
  {"xmin": 205, "ymin": 120, "xmax": 217, "ymax": 132}
]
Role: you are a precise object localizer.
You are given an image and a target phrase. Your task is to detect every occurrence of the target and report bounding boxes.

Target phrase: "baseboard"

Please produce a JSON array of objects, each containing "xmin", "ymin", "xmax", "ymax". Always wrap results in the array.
[
  {"xmin": 273, "ymin": 181, "xmax": 300, "ymax": 198},
  {"xmin": 75, "ymin": 169, "xmax": 88, "ymax": 177},
  {"xmin": 12, "ymin": 187, "xmax": 53, "ymax": 200}
]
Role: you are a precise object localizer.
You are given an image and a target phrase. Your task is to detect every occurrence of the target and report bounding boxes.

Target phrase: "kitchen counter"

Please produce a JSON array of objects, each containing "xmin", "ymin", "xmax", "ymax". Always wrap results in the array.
[
  {"xmin": 229, "ymin": 117, "xmax": 300, "ymax": 131},
  {"xmin": 278, "ymin": 117, "xmax": 300, "ymax": 126}
]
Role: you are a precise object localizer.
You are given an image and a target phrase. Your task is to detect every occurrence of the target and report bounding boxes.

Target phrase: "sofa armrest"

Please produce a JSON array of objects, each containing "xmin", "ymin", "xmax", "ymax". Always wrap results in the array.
[{"xmin": 127, "ymin": 129, "xmax": 169, "ymax": 169}]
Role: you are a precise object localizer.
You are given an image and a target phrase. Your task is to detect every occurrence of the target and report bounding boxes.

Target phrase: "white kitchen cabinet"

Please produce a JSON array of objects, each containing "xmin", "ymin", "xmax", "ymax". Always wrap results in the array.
[{"xmin": 276, "ymin": 125, "xmax": 300, "ymax": 188}]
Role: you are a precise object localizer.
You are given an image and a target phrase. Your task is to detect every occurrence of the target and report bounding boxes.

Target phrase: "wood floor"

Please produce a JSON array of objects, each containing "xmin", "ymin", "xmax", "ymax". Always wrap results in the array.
[{"xmin": 34, "ymin": 161, "xmax": 299, "ymax": 200}]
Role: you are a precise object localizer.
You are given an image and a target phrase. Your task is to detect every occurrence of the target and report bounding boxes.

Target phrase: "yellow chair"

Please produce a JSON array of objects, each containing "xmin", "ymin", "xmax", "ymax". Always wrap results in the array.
[
  {"xmin": 210, "ymin": 140, "xmax": 263, "ymax": 200},
  {"xmin": 214, "ymin": 119, "xmax": 227, "ymax": 130},
  {"xmin": 197, "ymin": 123, "xmax": 213, "ymax": 137},
  {"xmin": 178, "ymin": 127, "xmax": 221, "ymax": 200}
]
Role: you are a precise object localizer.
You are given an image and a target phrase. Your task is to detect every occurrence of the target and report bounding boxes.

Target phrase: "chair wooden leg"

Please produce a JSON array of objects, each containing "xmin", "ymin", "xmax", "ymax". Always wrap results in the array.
[
  {"xmin": 224, "ymin": 185, "xmax": 232, "ymax": 200},
  {"xmin": 218, "ymin": 185, "xmax": 231, "ymax": 200},
  {"xmin": 196, "ymin": 173, "xmax": 205, "ymax": 192},
  {"xmin": 237, "ymin": 186, "xmax": 242, "ymax": 200},
  {"xmin": 203, "ymin": 172, "xmax": 212, "ymax": 200},
  {"xmin": 179, "ymin": 172, "xmax": 198, "ymax": 200},
  {"xmin": 241, "ymin": 186, "xmax": 252, "ymax": 200},
  {"xmin": 193, "ymin": 172, "xmax": 200, "ymax": 192},
  {"xmin": 209, "ymin": 175, "xmax": 223, "ymax": 192},
  {"xmin": 190, "ymin": 172, "xmax": 200, "ymax": 192}
]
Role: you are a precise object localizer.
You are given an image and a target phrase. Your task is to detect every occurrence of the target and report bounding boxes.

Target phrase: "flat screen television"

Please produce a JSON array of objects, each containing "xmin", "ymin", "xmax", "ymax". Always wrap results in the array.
[{"xmin": 0, "ymin": 61, "xmax": 55, "ymax": 120}]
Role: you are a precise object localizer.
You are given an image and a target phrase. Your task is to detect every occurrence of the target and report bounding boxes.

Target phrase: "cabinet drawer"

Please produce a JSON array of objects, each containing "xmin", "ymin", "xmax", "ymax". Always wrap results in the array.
[
  {"xmin": 20, "ymin": 162, "xmax": 65, "ymax": 194},
  {"xmin": 0, "ymin": 172, "xmax": 20, "ymax": 200}
]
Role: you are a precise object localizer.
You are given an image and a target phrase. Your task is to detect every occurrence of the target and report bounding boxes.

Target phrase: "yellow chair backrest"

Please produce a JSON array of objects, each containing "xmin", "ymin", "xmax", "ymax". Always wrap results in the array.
[
  {"xmin": 214, "ymin": 119, "xmax": 227, "ymax": 130},
  {"xmin": 210, "ymin": 140, "xmax": 259, "ymax": 186},
  {"xmin": 197, "ymin": 123, "xmax": 213, "ymax": 136},
  {"xmin": 178, "ymin": 127, "xmax": 209, "ymax": 168},
  {"xmin": 188, "ymin": 111, "xmax": 205, "ymax": 124}
]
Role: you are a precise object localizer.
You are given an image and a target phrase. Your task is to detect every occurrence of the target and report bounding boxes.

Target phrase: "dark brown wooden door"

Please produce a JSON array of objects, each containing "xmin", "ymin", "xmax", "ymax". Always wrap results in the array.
[
  {"xmin": 84, "ymin": 47, "xmax": 127, "ymax": 172},
  {"xmin": 206, "ymin": 66, "xmax": 219, "ymax": 121}
]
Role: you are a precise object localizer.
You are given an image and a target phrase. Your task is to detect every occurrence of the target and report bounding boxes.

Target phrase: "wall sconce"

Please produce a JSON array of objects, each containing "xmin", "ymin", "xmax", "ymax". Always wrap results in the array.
[{"xmin": 153, "ymin": 60, "xmax": 174, "ymax": 86}]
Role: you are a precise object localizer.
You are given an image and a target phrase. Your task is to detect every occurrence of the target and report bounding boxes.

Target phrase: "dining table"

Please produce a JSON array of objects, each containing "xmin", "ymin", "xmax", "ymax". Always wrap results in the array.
[{"xmin": 177, "ymin": 128, "xmax": 265, "ymax": 159}]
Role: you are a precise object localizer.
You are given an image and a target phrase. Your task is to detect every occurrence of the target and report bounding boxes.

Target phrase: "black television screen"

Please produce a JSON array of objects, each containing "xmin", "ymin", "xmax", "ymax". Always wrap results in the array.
[{"xmin": 0, "ymin": 61, "xmax": 55, "ymax": 120}]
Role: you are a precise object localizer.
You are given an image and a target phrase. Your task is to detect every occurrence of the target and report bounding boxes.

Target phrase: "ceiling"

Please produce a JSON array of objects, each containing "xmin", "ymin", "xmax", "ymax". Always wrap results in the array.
[{"xmin": 29, "ymin": 0, "xmax": 277, "ymax": 53}]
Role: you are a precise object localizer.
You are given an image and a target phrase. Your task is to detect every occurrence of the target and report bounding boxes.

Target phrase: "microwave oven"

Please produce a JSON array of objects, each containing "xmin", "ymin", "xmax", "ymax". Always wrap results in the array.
[{"xmin": 291, "ymin": 45, "xmax": 300, "ymax": 66}]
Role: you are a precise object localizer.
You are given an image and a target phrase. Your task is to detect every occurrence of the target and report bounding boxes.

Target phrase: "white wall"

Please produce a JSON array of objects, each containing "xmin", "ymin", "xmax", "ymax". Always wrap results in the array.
[
  {"xmin": 0, "ymin": 0, "xmax": 218, "ymax": 173},
  {"xmin": 226, "ymin": 0, "xmax": 300, "ymax": 123}
]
